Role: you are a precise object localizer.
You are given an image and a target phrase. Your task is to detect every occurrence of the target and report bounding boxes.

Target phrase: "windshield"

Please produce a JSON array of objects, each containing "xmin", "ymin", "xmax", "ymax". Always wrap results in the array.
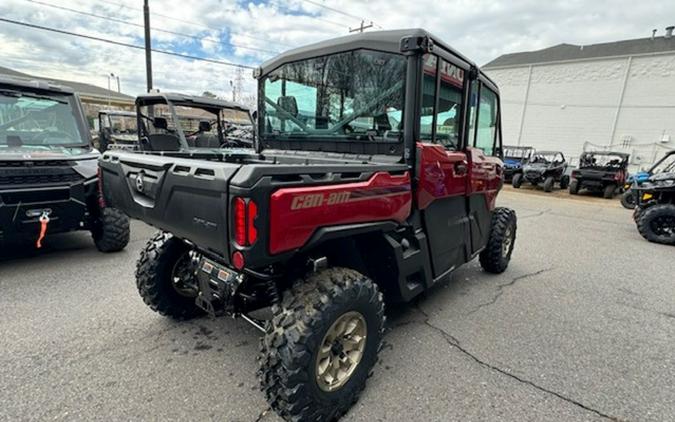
[
  {"xmin": 580, "ymin": 153, "xmax": 625, "ymax": 168},
  {"xmin": 504, "ymin": 147, "xmax": 533, "ymax": 159},
  {"xmin": 261, "ymin": 49, "xmax": 406, "ymax": 142},
  {"xmin": 531, "ymin": 153, "xmax": 556, "ymax": 164},
  {"xmin": 138, "ymin": 103, "xmax": 225, "ymax": 149},
  {"xmin": 652, "ymin": 153, "xmax": 675, "ymax": 174},
  {"xmin": 0, "ymin": 91, "xmax": 86, "ymax": 147},
  {"xmin": 105, "ymin": 114, "xmax": 137, "ymax": 135}
]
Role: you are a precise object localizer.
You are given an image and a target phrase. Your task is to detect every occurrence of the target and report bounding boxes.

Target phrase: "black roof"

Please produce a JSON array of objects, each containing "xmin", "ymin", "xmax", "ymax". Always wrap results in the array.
[
  {"xmin": 257, "ymin": 28, "xmax": 481, "ymax": 76},
  {"xmin": 0, "ymin": 65, "xmax": 132, "ymax": 102},
  {"xmin": 484, "ymin": 35, "xmax": 675, "ymax": 68},
  {"xmin": 0, "ymin": 75, "xmax": 75, "ymax": 94},
  {"xmin": 136, "ymin": 92, "xmax": 249, "ymax": 112}
]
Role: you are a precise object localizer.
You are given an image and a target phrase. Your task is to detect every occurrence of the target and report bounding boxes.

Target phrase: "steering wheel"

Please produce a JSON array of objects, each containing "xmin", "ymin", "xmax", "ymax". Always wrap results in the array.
[{"xmin": 33, "ymin": 130, "xmax": 77, "ymax": 144}]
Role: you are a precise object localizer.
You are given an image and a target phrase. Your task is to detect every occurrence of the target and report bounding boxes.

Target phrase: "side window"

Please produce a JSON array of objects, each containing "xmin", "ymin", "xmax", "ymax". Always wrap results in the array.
[
  {"xmin": 419, "ymin": 54, "xmax": 437, "ymax": 141},
  {"xmin": 435, "ymin": 60, "xmax": 464, "ymax": 150},
  {"xmin": 475, "ymin": 86, "xmax": 498, "ymax": 156}
]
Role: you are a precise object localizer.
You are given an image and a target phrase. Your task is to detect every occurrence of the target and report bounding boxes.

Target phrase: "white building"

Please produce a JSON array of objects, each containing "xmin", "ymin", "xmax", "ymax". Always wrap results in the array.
[{"xmin": 484, "ymin": 27, "xmax": 675, "ymax": 170}]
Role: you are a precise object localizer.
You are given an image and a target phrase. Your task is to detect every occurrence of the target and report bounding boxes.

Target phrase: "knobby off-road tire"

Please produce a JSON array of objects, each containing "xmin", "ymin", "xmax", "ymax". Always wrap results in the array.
[
  {"xmin": 604, "ymin": 184, "xmax": 617, "ymax": 199},
  {"xmin": 543, "ymin": 176, "xmax": 555, "ymax": 192},
  {"xmin": 512, "ymin": 173, "xmax": 523, "ymax": 188},
  {"xmin": 135, "ymin": 232, "xmax": 204, "ymax": 319},
  {"xmin": 621, "ymin": 190, "xmax": 636, "ymax": 209},
  {"xmin": 258, "ymin": 267, "xmax": 385, "ymax": 422},
  {"xmin": 559, "ymin": 175, "xmax": 570, "ymax": 190},
  {"xmin": 480, "ymin": 207, "xmax": 517, "ymax": 274},
  {"xmin": 637, "ymin": 204, "xmax": 675, "ymax": 245},
  {"xmin": 92, "ymin": 207, "xmax": 130, "ymax": 252},
  {"xmin": 569, "ymin": 180, "xmax": 580, "ymax": 195}
]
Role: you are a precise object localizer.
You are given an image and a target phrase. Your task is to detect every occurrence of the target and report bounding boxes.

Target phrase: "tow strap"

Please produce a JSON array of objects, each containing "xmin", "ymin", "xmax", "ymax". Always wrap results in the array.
[{"xmin": 36, "ymin": 211, "xmax": 50, "ymax": 249}]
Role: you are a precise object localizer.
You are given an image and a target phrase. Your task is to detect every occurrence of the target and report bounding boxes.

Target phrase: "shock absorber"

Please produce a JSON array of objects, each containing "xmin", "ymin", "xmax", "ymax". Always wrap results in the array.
[{"xmin": 265, "ymin": 280, "xmax": 281, "ymax": 305}]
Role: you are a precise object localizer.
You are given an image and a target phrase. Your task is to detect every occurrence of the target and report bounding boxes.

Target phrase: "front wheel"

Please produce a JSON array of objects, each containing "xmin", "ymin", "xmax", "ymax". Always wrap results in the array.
[
  {"xmin": 259, "ymin": 267, "xmax": 384, "ymax": 422},
  {"xmin": 543, "ymin": 176, "xmax": 555, "ymax": 192},
  {"xmin": 512, "ymin": 173, "xmax": 523, "ymax": 188},
  {"xmin": 135, "ymin": 232, "xmax": 204, "ymax": 319},
  {"xmin": 621, "ymin": 191, "xmax": 636, "ymax": 209},
  {"xmin": 480, "ymin": 207, "xmax": 517, "ymax": 274},
  {"xmin": 559, "ymin": 175, "xmax": 570, "ymax": 190},
  {"xmin": 637, "ymin": 204, "xmax": 675, "ymax": 245},
  {"xmin": 92, "ymin": 207, "xmax": 130, "ymax": 252},
  {"xmin": 603, "ymin": 184, "xmax": 617, "ymax": 199}
]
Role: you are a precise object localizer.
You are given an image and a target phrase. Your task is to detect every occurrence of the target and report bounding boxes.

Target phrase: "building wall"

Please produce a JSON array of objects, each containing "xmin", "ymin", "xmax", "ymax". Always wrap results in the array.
[{"xmin": 487, "ymin": 52, "xmax": 675, "ymax": 169}]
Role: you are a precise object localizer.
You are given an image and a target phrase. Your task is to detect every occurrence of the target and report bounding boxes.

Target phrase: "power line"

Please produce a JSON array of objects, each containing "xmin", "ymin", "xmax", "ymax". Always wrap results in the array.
[
  {"xmin": 300, "ymin": 0, "xmax": 382, "ymax": 29},
  {"xmin": 0, "ymin": 17, "xmax": 254, "ymax": 69},
  {"xmin": 25, "ymin": 0, "xmax": 278, "ymax": 55},
  {"xmin": 96, "ymin": 0, "xmax": 294, "ymax": 48}
]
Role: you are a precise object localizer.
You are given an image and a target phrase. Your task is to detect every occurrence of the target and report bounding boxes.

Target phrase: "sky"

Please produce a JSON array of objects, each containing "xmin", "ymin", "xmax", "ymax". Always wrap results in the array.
[{"xmin": 1, "ymin": 0, "xmax": 674, "ymax": 106}]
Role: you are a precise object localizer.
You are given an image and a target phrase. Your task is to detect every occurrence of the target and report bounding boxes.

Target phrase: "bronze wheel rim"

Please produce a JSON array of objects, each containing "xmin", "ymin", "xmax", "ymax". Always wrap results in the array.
[{"xmin": 315, "ymin": 311, "xmax": 367, "ymax": 392}]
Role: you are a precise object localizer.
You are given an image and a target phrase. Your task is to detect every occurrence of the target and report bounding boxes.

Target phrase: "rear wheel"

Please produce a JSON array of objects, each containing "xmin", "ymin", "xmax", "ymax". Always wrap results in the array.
[
  {"xmin": 479, "ymin": 207, "xmax": 517, "ymax": 274},
  {"xmin": 559, "ymin": 175, "xmax": 570, "ymax": 190},
  {"xmin": 92, "ymin": 207, "xmax": 130, "ymax": 252},
  {"xmin": 543, "ymin": 176, "xmax": 555, "ymax": 192},
  {"xmin": 637, "ymin": 204, "xmax": 675, "ymax": 245},
  {"xmin": 569, "ymin": 180, "xmax": 580, "ymax": 195},
  {"xmin": 621, "ymin": 191, "xmax": 636, "ymax": 209},
  {"xmin": 259, "ymin": 267, "xmax": 384, "ymax": 422},
  {"xmin": 512, "ymin": 173, "xmax": 523, "ymax": 188},
  {"xmin": 135, "ymin": 232, "xmax": 203, "ymax": 319},
  {"xmin": 603, "ymin": 184, "xmax": 617, "ymax": 199}
]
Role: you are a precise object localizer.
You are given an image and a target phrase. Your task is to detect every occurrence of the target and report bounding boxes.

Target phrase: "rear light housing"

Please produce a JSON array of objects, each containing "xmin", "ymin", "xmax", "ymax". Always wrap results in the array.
[
  {"xmin": 571, "ymin": 170, "xmax": 580, "ymax": 179},
  {"xmin": 232, "ymin": 197, "xmax": 258, "ymax": 247}
]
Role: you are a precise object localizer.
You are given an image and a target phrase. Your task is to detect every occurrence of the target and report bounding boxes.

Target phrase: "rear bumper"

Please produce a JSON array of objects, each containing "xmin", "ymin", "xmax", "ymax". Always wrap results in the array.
[{"xmin": 0, "ymin": 180, "xmax": 96, "ymax": 240}]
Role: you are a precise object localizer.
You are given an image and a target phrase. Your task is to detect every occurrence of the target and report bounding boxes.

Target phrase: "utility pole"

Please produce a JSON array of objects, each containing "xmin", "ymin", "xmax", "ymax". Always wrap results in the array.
[
  {"xmin": 349, "ymin": 20, "xmax": 373, "ymax": 33},
  {"xmin": 143, "ymin": 0, "xmax": 153, "ymax": 92}
]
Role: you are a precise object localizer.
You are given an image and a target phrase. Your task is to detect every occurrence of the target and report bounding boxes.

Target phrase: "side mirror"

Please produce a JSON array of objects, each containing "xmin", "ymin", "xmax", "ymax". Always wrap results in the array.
[
  {"xmin": 251, "ymin": 110, "xmax": 258, "ymax": 122},
  {"xmin": 198, "ymin": 120, "xmax": 212, "ymax": 132}
]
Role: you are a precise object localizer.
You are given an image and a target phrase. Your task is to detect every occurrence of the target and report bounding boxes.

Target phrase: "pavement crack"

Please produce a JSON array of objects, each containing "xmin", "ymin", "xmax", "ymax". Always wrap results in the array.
[
  {"xmin": 520, "ymin": 208, "xmax": 551, "ymax": 219},
  {"xmin": 466, "ymin": 268, "xmax": 554, "ymax": 315},
  {"xmin": 412, "ymin": 305, "xmax": 619, "ymax": 421},
  {"xmin": 253, "ymin": 407, "xmax": 271, "ymax": 422}
]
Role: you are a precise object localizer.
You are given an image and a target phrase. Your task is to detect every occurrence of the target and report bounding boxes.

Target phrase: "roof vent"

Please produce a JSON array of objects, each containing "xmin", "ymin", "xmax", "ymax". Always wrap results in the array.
[{"xmin": 666, "ymin": 26, "xmax": 674, "ymax": 39}]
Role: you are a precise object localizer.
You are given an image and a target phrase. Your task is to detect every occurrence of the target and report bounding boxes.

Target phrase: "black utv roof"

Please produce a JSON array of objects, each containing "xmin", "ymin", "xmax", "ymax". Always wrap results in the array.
[
  {"xmin": 257, "ymin": 28, "xmax": 490, "ymax": 82},
  {"xmin": 136, "ymin": 92, "xmax": 249, "ymax": 113},
  {"xmin": 581, "ymin": 151, "xmax": 630, "ymax": 158},
  {"xmin": 0, "ymin": 75, "xmax": 75, "ymax": 94}
]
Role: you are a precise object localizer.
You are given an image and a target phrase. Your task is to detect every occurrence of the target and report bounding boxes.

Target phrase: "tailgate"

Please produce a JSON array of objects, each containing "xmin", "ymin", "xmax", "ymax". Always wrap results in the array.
[{"xmin": 99, "ymin": 152, "xmax": 241, "ymax": 258}]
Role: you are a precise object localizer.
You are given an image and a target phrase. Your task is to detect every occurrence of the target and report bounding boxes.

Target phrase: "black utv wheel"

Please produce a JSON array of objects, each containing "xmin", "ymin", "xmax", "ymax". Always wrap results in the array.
[
  {"xmin": 637, "ymin": 204, "xmax": 675, "ymax": 245},
  {"xmin": 92, "ymin": 207, "xmax": 130, "ymax": 252},
  {"xmin": 559, "ymin": 175, "xmax": 570, "ymax": 190},
  {"xmin": 621, "ymin": 191, "xmax": 636, "ymax": 209},
  {"xmin": 512, "ymin": 173, "xmax": 523, "ymax": 188},
  {"xmin": 603, "ymin": 184, "xmax": 617, "ymax": 199},
  {"xmin": 543, "ymin": 176, "xmax": 555, "ymax": 192},
  {"xmin": 135, "ymin": 232, "xmax": 204, "ymax": 319},
  {"xmin": 479, "ymin": 207, "xmax": 517, "ymax": 274},
  {"xmin": 569, "ymin": 180, "xmax": 580, "ymax": 195},
  {"xmin": 259, "ymin": 267, "xmax": 385, "ymax": 422}
]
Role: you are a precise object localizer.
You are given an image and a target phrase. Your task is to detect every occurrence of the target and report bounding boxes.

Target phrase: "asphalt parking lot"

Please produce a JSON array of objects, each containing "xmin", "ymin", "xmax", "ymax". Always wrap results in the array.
[{"xmin": 1, "ymin": 188, "xmax": 674, "ymax": 422}]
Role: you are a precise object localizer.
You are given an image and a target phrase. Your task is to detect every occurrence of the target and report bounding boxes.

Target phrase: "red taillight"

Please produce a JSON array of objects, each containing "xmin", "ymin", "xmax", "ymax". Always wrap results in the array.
[
  {"xmin": 247, "ymin": 200, "xmax": 258, "ymax": 244},
  {"xmin": 232, "ymin": 251, "xmax": 245, "ymax": 270},
  {"xmin": 232, "ymin": 197, "xmax": 258, "ymax": 247},
  {"xmin": 234, "ymin": 197, "xmax": 247, "ymax": 246}
]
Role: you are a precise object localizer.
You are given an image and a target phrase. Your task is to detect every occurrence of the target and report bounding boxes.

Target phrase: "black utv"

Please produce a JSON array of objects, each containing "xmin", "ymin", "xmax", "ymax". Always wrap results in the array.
[
  {"xmin": 512, "ymin": 151, "xmax": 569, "ymax": 192},
  {"xmin": 633, "ymin": 163, "xmax": 675, "ymax": 245},
  {"xmin": 97, "ymin": 109, "xmax": 137, "ymax": 152},
  {"xmin": 0, "ymin": 77, "xmax": 129, "ymax": 251},
  {"xmin": 135, "ymin": 93, "xmax": 253, "ymax": 151},
  {"xmin": 569, "ymin": 151, "xmax": 629, "ymax": 199},
  {"xmin": 503, "ymin": 145, "xmax": 535, "ymax": 182}
]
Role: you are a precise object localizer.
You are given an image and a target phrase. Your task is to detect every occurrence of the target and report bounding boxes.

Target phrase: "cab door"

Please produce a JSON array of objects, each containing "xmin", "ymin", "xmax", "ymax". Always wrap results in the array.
[
  {"xmin": 466, "ymin": 81, "xmax": 503, "ymax": 254},
  {"xmin": 416, "ymin": 55, "xmax": 471, "ymax": 279}
]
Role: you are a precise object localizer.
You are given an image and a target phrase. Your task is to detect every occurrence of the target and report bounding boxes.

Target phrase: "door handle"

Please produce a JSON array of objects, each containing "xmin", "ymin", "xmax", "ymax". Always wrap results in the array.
[{"xmin": 454, "ymin": 160, "xmax": 468, "ymax": 176}]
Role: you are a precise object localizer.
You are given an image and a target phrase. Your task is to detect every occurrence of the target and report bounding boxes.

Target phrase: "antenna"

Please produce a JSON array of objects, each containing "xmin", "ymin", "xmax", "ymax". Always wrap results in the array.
[{"xmin": 349, "ymin": 20, "xmax": 374, "ymax": 33}]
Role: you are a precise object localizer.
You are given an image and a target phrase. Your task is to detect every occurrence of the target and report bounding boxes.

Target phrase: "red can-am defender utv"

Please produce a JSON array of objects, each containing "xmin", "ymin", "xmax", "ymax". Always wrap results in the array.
[{"xmin": 99, "ymin": 29, "xmax": 516, "ymax": 421}]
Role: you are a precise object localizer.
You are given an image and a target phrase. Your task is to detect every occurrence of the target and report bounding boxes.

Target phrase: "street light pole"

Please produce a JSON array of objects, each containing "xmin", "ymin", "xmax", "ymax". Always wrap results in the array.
[{"xmin": 143, "ymin": 0, "xmax": 153, "ymax": 92}]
